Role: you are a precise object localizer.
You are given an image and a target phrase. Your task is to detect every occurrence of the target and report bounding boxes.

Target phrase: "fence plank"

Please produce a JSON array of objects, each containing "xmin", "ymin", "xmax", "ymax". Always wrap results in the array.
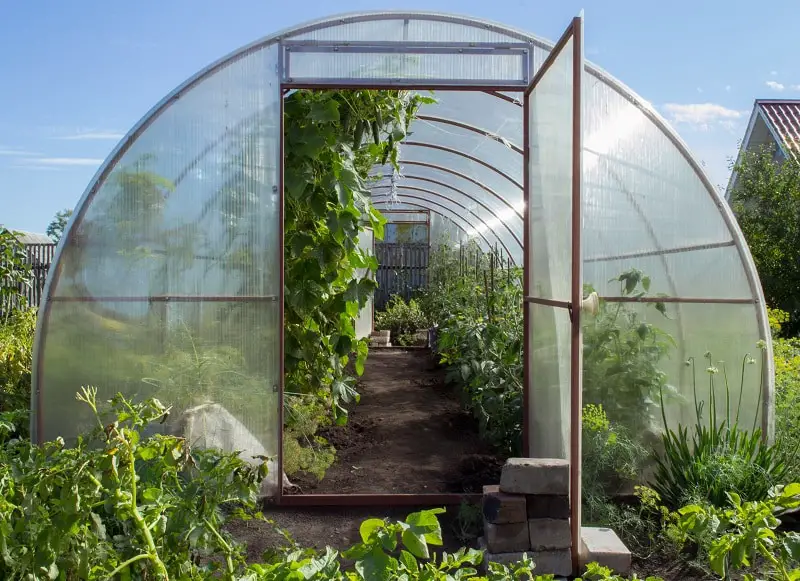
[{"xmin": 375, "ymin": 242, "xmax": 429, "ymax": 310}]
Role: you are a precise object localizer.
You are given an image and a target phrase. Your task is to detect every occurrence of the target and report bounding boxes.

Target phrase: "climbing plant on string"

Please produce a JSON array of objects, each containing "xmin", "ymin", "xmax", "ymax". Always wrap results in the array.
[{"xmin": 283, "ymin": 89, "xmax": 434, "ymax": 426}]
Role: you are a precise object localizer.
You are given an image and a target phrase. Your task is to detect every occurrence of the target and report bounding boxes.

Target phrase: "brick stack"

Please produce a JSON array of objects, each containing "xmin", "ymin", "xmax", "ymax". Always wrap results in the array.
[{"xmin": 480, "ymin": 458, "xmax": 572, "ymax": 577}]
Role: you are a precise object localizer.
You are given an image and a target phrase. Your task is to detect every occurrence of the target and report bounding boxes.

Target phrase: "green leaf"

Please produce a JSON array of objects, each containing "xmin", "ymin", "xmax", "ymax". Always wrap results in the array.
[
  {"xmin": 360, "ymin": 518, "xmax": 386, "ymax": 543},
  {"xmin": 310, "ymin": 99, "xmax": 340, "ymax": 123},
  {"xmin": 401, "ymin": 529, "xmax": 429, "ymax": 559}
]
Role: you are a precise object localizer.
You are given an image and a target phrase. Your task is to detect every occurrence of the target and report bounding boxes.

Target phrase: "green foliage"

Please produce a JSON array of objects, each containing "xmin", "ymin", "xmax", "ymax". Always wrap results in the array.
[
  {"xmin": 730, "ymin": 145, "xmax": 800, "ymax": 334},
  {"xmin": 580, "ymin": 562, "xmax": 663, "ymax": 581},
  {"xmin": 421, "ymin": 242, "xmax": 523, "ymax": 456},
  {"xmin": 0, "ymin": 306, "xmax": 36, "ymax": 419},
  {"xmin": 375, "ymin": 295, "xmax": 430, "ymax": 345},
  {"xmin": 46, "ymin": 208, "xmax": 73, "ymax": 243},
  {"xmin": 283, "ymin": 89, "xmax": 430, "ymax": 435},
  {"xmin": 0, "ymin": 388, "xmax": 267, "ymax": 580},
  {"xmin": 583, "ymin": 269, "xmax": 675, "ymax": 437},
  {"xmin": 0, "ymin": 226, "xmax": 31, "ymax": 322},
  {"xmin": 771, "ymin": 308, "xmax": 800, "ymax": 482},
  {"xmin": 653, "ymin": 351, "xmax": 788, "ymax": 510},
  {"xmin": 678, "ymin": 483, "xmax": 800, "ymax": 580},
  {"xmin": 582, "ymin": 404, "xmax": 648, "ymax": 498}
]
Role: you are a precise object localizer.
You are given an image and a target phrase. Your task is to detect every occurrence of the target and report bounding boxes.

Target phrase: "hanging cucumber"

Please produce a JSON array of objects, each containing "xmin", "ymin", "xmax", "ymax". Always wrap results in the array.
[
  {"xmin": 371, "ymin": 120, "xmax": 380, "ymax": 145},
  {"xmin": 381, "ymin": 134, "xmax": 394, "ymax": 166},
  {"xmin": 353, "ymin": 120, "xmax": 365, "ymax": 150}
]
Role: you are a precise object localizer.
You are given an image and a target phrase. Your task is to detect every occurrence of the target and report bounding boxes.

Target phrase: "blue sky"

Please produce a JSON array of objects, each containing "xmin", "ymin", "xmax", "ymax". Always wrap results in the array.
[{"xmin": 1, "ymin": 0, "xmax": 797, "ymax": 233}]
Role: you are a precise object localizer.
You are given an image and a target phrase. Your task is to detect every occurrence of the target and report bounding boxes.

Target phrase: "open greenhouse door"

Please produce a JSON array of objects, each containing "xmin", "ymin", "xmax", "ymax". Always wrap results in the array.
[{"xmin": 523, "ymin": 13, "xmax": 584, "ymax": 572}]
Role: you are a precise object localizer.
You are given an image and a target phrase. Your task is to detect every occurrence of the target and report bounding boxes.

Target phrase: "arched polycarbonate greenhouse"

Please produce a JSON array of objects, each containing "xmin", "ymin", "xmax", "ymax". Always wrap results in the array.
[{"xmin": 32, "ymin": 10, "xmax": 772, "ymax": 520}]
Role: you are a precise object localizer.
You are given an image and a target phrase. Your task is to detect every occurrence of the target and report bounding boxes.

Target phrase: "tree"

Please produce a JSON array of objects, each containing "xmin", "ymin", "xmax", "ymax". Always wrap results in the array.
[
  {"xmin": 730, "ymin": 144, "xmax": 800, "ymax": 335},
  {"xmin": 46, "ymin": 208, "xmax": 73, "ymax": 242}
]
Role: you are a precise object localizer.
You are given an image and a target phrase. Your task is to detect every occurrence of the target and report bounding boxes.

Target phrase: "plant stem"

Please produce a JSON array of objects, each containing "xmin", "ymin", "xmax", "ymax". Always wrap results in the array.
[
  {"xmin": 126, "ymin": 443, "xmax": 170, "ymax": 580},
  {"xmin": 106, "ymin": 553, "xmax": 151, "ymax": 580},
  {"xmin": 204, "ymin": 517, "xmax": 236, "ymax": 580}
]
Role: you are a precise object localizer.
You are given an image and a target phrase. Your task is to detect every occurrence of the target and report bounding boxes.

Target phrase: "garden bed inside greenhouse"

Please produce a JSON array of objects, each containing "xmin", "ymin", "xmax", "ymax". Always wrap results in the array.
[{"xmin": 287, "ymin": 348, "xmax": 503, "ymax": 495}]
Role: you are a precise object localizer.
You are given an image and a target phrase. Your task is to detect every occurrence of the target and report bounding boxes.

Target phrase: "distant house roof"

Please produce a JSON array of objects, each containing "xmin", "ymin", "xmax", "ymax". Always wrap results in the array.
[
  {"xmin": 725, "ymin": 99, "xmax": 800, "ymax": 200},
  {"xmin": 13, "ymin": 231, "xmax": 54, "ymax": 245},
  {"xmin": 758, "ymin": 101, "xmax": 800, "ymax": 159}
]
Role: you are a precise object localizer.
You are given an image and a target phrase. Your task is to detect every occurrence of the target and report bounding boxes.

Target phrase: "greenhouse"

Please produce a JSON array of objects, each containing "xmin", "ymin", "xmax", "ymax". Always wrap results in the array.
[{"xmin": 31, "ymin": 8, "xmax": 771, "ymax": 533}]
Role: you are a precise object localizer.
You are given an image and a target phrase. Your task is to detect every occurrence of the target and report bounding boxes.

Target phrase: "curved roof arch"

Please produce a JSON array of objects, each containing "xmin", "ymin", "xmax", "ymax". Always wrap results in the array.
[{"xmin": 33, "ymin": 10, "xmax": 772, "ymax": 450}]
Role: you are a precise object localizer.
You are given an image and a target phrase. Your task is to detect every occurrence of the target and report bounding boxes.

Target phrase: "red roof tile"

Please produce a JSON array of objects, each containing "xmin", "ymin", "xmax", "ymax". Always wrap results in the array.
[{"xmin": 758, "ymin": 100, "xmax": 800, "ymax": 159}]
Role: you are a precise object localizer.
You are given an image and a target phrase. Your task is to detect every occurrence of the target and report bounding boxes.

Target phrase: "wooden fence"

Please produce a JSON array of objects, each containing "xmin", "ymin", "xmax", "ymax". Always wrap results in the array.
[{"xmin": 374, "ymin": 242, "xmax": 429, "ymax": 310}]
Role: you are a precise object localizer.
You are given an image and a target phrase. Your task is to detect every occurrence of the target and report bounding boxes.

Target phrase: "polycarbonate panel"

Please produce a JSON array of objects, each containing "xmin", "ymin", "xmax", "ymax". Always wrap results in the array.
[
  {"xmin": 420, "ymin": 90, "xmax": 523, "ymax": 145},
  {"xmin": 584, "ymin": 244, "xmax": 753, "ymax": 299},
  {"xmin": 583, "ymin": 301, "xmax": 763, "ymax": 440},
  {"xmin": 285, "ymin": 49, "xmax": 526, "ymax": 84},
  {"xmin": 528, "ymin": 302, "xmax": 571, "ymax": 459},
  {"xmin": 429, "ymin": 212, "xmax": 471, "ymax": 249},
  {"xmin": 382, "ymin": 211, "xmax": 428, "ymax": 223},
  {"xmin": 372, "ymin": 180, "xmax": 521, "ymax": 256},
  {"xmin": 289, "ymin": 15, "xmax": 528, "ymax": 44},
  {"xmin": 37, "ymin": 300, "xmax": 281, "ymax": 490},
  {"xmin": 34, "ymin": 43, "xmax": 283, "ymax": 498},
  {"xmin": 526, "ymin": 37, "xmax": 574, "ymax": 302},
  {"xmin": 355, "ymin": 228, "xmax": 375, "ymax": 339},
  {"xmin": 408, "ymin": 114, "xmax": 521, "ymax": 179},
  {"xmin": 54, "ymin": 46, "xmax": 281, "ymax": 300},
  {"xmin": 582, "ymin": 74, "xmax": 733, "ymax": 260}
]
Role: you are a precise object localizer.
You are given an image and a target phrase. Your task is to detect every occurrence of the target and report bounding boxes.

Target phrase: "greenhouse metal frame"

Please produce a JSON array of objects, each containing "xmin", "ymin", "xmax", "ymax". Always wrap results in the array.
[{"xmin": 31, "ymin": 11, "xmax": 772, "ymax": 562}]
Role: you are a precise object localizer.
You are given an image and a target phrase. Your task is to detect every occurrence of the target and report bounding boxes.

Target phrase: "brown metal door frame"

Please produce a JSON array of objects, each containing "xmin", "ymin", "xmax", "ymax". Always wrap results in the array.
[{"xmin": 521, "ymin": 14, "xmax": 584, "ymax": 573}]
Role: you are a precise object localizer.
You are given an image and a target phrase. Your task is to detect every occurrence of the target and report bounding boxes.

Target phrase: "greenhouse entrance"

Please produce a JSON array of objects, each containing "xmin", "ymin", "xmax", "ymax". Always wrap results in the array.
[{"xmin": 277, "ymin": 15, "xmax": 585, "ymax": 518}]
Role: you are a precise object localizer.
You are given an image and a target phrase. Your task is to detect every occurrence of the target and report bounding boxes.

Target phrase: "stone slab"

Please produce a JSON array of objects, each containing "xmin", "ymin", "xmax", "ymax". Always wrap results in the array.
[
  {"xmin": 527, "ymin": 494, "xmax": 570, "ymax": 519},
  {"xmin": 580, "ymin": 526, "xmax": 632, "ymax": 574},
  {"xmin": 529, "ymin": 518, "xmax": 572, "ymax": 550},
  {"xmin": 483, "ymin": 485, "xmax": 527, "ymax": 524},
  {"xmin": 484, "ymin": 521, "xmax": 530, "ymax": 553},
  {"xmin": 499, "ymin": 458, "xmax": 569, "ymax": 495}
]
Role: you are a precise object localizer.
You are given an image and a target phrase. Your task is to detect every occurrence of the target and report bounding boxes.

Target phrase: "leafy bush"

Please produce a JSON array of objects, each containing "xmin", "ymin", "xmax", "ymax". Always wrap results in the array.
[
  {"xmin": 375, "ymin": 294, "xmax": 430, "ymax": 344},
  {"xmin": 771, "ymin": 308, "xmax": 800, "ymax": 482},
  {"xmin": 421, "ymin": 242, "xmax": 524, "ymax": 456},
  {"xmin": 0, "ymin": 306, "xmax": 36, "ymax": 416},
  {"xmin": 582, "ymin": 404, "xmax": 648, "ymax": 498},
  {"xmin": 583, "ymin": 269, "xmax": 675, "ymax": 438},
  {"xmin": 653, "ymin": 351, "xmax": 788, "ymax": 509},
  {"xmin": 678, "ymin": 483, "xmax": 800, "ymax": 581},
  {"xmin": 0, "ymin": 226, "xmax": 31, "ymax": 321}
]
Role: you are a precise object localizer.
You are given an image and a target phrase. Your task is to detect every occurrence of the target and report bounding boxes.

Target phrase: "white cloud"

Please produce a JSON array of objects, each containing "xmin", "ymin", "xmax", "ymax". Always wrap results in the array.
[
  {"xmin": 767, "ymin": 80, "xmax": 785, "ymax": 91},
  {"xmin": 661, "ymin": 102, "xmax": 746, "ymax": 131},
  {"xmin": 15, "ymin": 157, "xmax": 103, "ymax": 167},
  {"xmin": 0, "ymin": 147, "xmax": 39, "ymax": 156},
  {"xmin": 771, "ymin": 70, "xmax": 779, "ymax": 76},
  {"xmin": 56, "ymin": 131, "xmax": 124, "ymax": 141},
  {"xmin": 792, "ymin": 85, "xmax": 800, "ymax": 91}
]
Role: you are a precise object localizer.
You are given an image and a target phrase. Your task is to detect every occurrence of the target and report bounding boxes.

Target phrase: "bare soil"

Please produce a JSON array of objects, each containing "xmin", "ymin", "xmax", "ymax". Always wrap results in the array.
[{"xmin": 288, "ymin": 348, "xmax": 503, "ymax": 494}]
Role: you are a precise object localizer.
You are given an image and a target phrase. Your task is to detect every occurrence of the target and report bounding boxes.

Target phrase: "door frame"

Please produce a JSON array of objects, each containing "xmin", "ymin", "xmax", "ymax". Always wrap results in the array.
[{"xmin": 521, "ymin": 14, "xmax": 584, "ymax": 571}]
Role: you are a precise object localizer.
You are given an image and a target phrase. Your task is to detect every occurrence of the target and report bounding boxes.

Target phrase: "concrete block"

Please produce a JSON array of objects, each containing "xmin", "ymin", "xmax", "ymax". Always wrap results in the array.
[
  {"xmin": 529, "ymin": 518, "xmax": 572, "ymax": 550},
  {"xmin": 484, "ymin": 521, "xmax": 529, "ymax": 553},
  {"xmin": 527, "ymin": 494, "xmax": 570, "ymax": 519},
  {"xmin": 478, "ymin": 537, "xmax": 571, "ymax": 578},
  {"xmin": 483, "ymin": 485, "xmax": 527, "ymax": 524},
  {"xmin": 580, "ymin": 527, "xmax": 632, "ymax": 574},
  {"xmin": 499, "ymin": 458, "xmax": 569, "ymax": 495}
]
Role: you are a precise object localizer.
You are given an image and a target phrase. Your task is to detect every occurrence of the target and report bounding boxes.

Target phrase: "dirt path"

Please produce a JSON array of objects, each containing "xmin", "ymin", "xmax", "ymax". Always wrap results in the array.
[{"xmin": 290, "ymin": 348, "xmax": 502, "ymax": 495}]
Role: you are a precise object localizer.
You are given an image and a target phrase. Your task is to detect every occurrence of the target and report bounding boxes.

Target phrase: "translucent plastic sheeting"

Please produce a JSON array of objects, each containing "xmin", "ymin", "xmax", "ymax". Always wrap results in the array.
[
  {"xmin": 429, "ymin": 212, "xmax": 471, "ymax": 249},
  {"xmin": 371, "ymin": 178, "xmax": 521, "ymax": 256},
  {"xmin": 585, "ymin": 244, "xmax": 753, "ymax": 300},
  {"xmin": 34, "ymin": 44, "xmax": 283, "ymax": 497},
  {"xmin": 381, "ymin": 211, "xmax": 428, "ymax": 223},
  {"xmin": 289, "ymin": 15, "xmax": 530, "ymax": 44},
  {"xmin": 528, "ymin": 302, "xmax": 571, "ymax": 459},
  {"xmin": 355, "ymin": 228, "xmax": 375, "ymax": 339},
  {"xmin": 285, "ymin": 49, "xmax": 527, "ymax": 84},
  {"xmin": 584, "ymin": 302, "xmax": 764, "ymax": 436},
  {"xmin": 526, "ymin": 36, "xmax": 576, "ymax": 459},
  {"xmin": 53, "ymin": 48, "xmax": 281, "ymax": 301},
  {"xmin": 526, "ymin": 37, "xmax": 574, "ymax": 303},
  {"xmin": 581, "ymin": 66, "xmax": 735, "ymax": 259},
  {"xmin": 421, "ymin": 90, "xmax": 523, "ymax": 145}
]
